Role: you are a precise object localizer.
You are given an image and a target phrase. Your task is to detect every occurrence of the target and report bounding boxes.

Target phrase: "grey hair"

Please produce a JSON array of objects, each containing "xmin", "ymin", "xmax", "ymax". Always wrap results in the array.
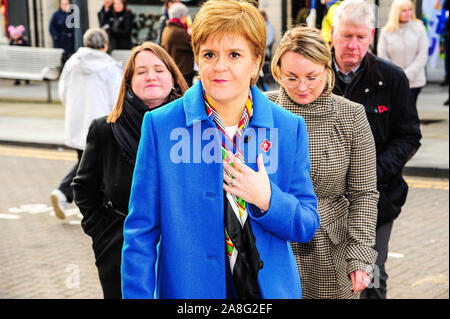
[
  {"xmin": 83, "ymin": 28, "xmax": 109, "ymax": 49},
  {"xmin": 333, "ymin": 0, "xmax": 376, "ymax": 30},
  {"xmin": 168, "ymin": 2, "xmax": 188, "ymax": 20}
]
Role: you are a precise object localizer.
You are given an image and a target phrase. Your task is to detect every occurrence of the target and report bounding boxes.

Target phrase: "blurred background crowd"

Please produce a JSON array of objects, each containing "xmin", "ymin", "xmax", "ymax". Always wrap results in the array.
[{"xmin": 0, "ymin": 0, "xmax": 448, "ymax": 87}]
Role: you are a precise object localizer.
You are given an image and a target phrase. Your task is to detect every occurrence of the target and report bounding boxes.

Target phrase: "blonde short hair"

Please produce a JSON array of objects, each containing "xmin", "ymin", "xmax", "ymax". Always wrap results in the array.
[
  {"xmin": 383, "ymin": 0, "xmax": 418, "ymax": 32},
  {"xmin": 271, "ymin": 26, "xmax": 334, "ymax": 90},
  {"xmin": 191, "ymin": 0, "xmax": 266, "ymax": 86}
]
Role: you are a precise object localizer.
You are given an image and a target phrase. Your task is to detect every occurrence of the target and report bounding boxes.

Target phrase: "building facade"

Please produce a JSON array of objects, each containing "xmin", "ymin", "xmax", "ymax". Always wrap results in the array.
[
  {"xmin": 3, "ymin": 0, "xmax": 406, "ymax": 49},
  {"xmin": 2, "ymin": 0, "xmax": 444, "ymax": 80}
]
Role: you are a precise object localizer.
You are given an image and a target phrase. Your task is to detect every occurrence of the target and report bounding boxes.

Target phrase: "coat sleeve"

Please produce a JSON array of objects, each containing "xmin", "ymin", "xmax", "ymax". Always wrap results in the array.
[
  {"xmin": 98, "ymin": 9, "xmax": 108, "ymax": 28},
  {"xmin": 345, "ymin": 104, "xmax": 379, "ymax": 276},
  {"xmin": 376, "ymin": 29, "xmax": 389, "ymax": 61},
  {"xmin": 403, "ymin": 23, "xmax": 428, "ymax": 84},
  {"xmin": 72, "ymin": 120, "xmax": 110, "ymax": 238},
  {"xmin": 111, "ymin": 11, "xmax": 134, "ymax": 36},
  {"xmin": 377, "ymin": 69, "xmax": 422, "ymax": 185},
  {"xmin": 121, "ymin": 112, "xmax": 161, "ymax": 299},
  {"xmin": 247, "ymin": 116, "xmax": 319, "ymax": 243},
  {"xmin": 49, "ymin": 13, "xmax": 58, "ymax": 40}
]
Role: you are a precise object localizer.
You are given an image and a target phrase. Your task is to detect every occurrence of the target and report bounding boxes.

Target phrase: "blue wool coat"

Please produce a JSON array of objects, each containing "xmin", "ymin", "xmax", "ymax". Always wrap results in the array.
[{"xmin": 121, "ymin": 82, "xmax": 319, "ymax": 299}]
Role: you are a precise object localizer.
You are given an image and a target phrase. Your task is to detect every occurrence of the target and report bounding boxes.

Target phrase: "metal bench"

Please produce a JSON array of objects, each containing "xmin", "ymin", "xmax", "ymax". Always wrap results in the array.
[
  {"xmin": 111, "ymin": 50, "xmax": 132, "ymax": 67},
  {"xmin": 0, "ymin": 46, "xmax": 64, "ymax": 102}
]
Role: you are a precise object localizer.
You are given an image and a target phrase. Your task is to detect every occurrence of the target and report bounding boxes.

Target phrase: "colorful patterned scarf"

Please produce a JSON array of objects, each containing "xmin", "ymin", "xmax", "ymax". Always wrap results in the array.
[{"xmin": 204, "ymin": 91, "xmax": 261, "ymax": 299}]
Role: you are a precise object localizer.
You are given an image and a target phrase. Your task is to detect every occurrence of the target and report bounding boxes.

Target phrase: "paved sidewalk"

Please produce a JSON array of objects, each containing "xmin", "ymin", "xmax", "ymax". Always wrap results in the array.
[
  {"xmin": 0, "ymin": 79, "xmax": 448, "ymax": 300},
  {"xmin": 0, "ymin": 146, "xmax": 447, "ymax": 299}
]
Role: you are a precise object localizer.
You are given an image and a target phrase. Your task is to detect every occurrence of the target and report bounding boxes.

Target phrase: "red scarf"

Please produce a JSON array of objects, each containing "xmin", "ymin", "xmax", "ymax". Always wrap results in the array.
[{"xmin": 168, "ymin": 18, "xmax": 187, "ymax": 30}]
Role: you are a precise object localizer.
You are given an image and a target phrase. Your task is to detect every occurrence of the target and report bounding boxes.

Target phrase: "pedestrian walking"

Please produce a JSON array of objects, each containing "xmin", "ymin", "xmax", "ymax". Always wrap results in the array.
[
  {"xmin": 320, "ymin": 0, "xmax": 343, "ymax": 43},
  {"xmin": 109, "ymin": 0, "xmax": 134, "ymax": 50},
  {"xmin": 267, "ymin": 26, "xmax": 378, "ymax": 299},
  {"xmin": 98, "ymin": 0, "xmax": 114, "ymax": 30},
  {"xmin": 156, "ymin": 0, "xmax": 180, "ymax": 45},
  {"xmin": 50, "ymin": 28, "xmax": 123, "ymax": 221},
  {"xmin": 98, "ymin": 0, "xmax": 114, "ymax": 53},
  {"xmin": 121, "ymin": 0, "xmax": 319, "ymax": 299},
  {"xmin": 377, "ymin": 0, "xmax": 428, "ymax": 106},
  {"xmin": 8, "ymin": 25, "xmax": 30, "ymax": 86},
  {"xmin": 329, "ymin": 0, "xmax": 422, "ymax": 299},
  {"xmin": 72, "ymin": 41, "xmax": 188, "ymax": 299},
  {"xmin": 161, "ymin": 2, "xmax": 195, "ymax": 86},
  {"xmin": 49, "ymin": 0, "xmax": 75, "ymax": 66}
]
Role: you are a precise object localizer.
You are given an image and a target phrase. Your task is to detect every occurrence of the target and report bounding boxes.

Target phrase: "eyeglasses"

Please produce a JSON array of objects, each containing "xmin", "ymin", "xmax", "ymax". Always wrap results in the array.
[{"xmin": 280, "ymin": 67, "xmax": 327, "ymax": 89}]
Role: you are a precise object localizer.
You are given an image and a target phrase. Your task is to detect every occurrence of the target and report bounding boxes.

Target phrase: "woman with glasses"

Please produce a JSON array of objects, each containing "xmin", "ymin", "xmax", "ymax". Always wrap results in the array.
[{"xmin": 266, "ymin": 27, "xmax": 379, "ymax": 299}]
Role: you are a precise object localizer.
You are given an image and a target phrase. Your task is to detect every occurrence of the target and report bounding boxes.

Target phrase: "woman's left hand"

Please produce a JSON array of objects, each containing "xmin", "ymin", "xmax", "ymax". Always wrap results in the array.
[
  {"xmin": 223, "ymin": 151, "xmax": 271, "ymax": 212},
  {"xmin": 350, "ymin": 270, "xmax": 370, "ymax": 294}
]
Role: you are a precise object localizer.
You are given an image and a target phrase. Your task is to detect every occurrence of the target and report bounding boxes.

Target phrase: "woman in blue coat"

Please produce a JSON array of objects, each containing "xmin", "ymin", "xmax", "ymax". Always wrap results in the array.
[{"xmin": 121, "ymin": 0, "xmax": 319, "ymax": 299}]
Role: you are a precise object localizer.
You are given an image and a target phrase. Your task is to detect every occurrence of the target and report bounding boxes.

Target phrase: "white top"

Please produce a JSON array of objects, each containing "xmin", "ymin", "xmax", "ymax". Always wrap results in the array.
[
  {"xmin": 225, "ymin": 125, "xmax": 238, "ymax": 138},
  {"xmin": 59, "ymin": 47, "xmax": 123, "ymax": 150},
  {"xmin": 377, "ymin": 20, "xmax": 429, "ymax": 88}
]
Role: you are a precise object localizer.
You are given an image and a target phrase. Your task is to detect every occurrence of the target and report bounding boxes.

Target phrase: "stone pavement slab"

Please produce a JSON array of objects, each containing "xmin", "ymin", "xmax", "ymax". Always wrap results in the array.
[
  {"xmin": 0, "ymin": 116, "xmax": 65, "ymax": 146},
  {"xmin": 386, "ymin": 176, "xmax": 449, "ymax": 299},
  {"xmin": 404, "ymin": 84, "xmax": 449, "ymax": 176},
  {"xmin": 0, "ymin": 146, "xmax": 448, "ymax": 299}
]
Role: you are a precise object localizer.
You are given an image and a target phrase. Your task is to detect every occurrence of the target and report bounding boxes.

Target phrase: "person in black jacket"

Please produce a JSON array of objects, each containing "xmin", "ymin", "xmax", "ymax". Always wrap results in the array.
[
  {"xmin": 156, "ymin": 0, "xmax": 179, "ymax": 45},
  {"xmin": 98, "ymin": 0, "xmax": 114, "ymax": 53},
  {"xmin": 98, "ymin": 0, "xmax": 114, "ymax": 29},
  {"xmin": 330, "ymin": 0, "xmax": 422, "ymax": 299},
  {"xmin": 72, "ymin": 42, "xmax": 187, "ymax": 299},
  {"xmin": 49, "ymin": 0, "xmax": 75, "ymax": 65},
  {"xmin": 109, "ymin": 0, "xmax": 134, "ymax": 50}
]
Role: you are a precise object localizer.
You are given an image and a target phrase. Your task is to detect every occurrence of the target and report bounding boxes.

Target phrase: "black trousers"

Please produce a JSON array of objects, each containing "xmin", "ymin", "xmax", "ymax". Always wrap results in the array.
[
  {"xmin": 410, "ymin": 87, "xmax": 422, "ymax": 107},
  {"xmin": 360, "ymin": 220, "xmax": 394, "ymax": 299},
  {"xmin": 58, "ymin": 149, "xmax": 83, "ymax": 203}
]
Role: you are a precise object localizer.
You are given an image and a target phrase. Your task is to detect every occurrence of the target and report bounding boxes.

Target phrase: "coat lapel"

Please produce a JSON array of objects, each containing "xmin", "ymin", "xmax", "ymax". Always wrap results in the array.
[{"xmin": 270, "ymin": 88, "xmax": 336, "ymax": 184}]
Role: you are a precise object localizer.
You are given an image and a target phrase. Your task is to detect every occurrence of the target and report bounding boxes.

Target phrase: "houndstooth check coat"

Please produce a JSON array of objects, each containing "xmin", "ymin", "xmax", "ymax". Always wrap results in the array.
[{"xmin": 266, "ymin": 87, "xmax": 379, "ymax": 299}]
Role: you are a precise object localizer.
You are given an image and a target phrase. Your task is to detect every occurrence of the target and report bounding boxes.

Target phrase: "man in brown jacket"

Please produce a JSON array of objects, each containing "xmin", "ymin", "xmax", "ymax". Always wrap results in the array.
[{"xmin": 161, "ymin": 2, "xmax": 195, "ymax": 86}]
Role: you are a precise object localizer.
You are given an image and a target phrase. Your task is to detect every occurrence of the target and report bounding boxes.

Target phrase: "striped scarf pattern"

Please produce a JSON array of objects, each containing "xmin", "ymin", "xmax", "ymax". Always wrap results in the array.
[{"xmin": 204, "ymin": 91, "xmax": 261, "ymax": 299}]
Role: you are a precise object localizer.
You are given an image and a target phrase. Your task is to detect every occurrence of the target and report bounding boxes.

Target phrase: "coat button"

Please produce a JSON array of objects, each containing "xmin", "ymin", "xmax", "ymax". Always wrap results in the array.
[
  {"xmin": 378, "ymin": 81, "xmax": 383, "ymax": 86},
  {"xmin": 364, "ymin": 88, "xmax": 370, "ymax": 93},
  {"xmin": 259, "ymin": 260, "xmax": 264, "ymax": 269}
]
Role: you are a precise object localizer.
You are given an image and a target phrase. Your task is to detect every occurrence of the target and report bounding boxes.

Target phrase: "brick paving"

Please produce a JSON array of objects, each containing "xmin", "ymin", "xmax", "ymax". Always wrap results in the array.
[
  {"xmin": 386, "ymin": 176, "xmax": 449, "ymax": 299},
  {"xmin": 0, "ymin": 147, "xmax": 448, "ymax": 299},
  {"xmin": 0, "ymin": 150, "xmax": 102, "ymax": 299}
]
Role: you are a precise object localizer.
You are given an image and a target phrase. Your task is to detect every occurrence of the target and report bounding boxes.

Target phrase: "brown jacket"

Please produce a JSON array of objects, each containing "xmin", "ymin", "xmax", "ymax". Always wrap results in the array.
[
  {"xmin": 266, "ymin": 88, "xmax": 379, "ymax": 299},
  {"xmin": 161, "ymin": 21, "xmax": 194, "ymax": 76}
]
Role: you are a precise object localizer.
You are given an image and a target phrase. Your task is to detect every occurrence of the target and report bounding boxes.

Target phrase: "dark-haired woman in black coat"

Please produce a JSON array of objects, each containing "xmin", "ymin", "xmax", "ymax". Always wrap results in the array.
[
  {"xmin": 109, "ymin": 0, "xmax": 134, "ymax": 50},
  {"xmin": 72, "ymin": 42, "xmax": 187, "ymax": 298}
]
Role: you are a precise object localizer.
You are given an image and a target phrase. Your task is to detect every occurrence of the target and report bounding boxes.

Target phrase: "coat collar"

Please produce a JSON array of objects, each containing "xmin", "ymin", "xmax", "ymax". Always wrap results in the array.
[
  {"xmin": 349, "ymin": 53, "xmax": 386, "ymax": 103},
  {"xmin": 183, "ymin": 81, "xmax": 274, "ymax": 128},
  {"xmin": 331, "ymin": 50, "xmax": 386, "ymax": 103}
]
